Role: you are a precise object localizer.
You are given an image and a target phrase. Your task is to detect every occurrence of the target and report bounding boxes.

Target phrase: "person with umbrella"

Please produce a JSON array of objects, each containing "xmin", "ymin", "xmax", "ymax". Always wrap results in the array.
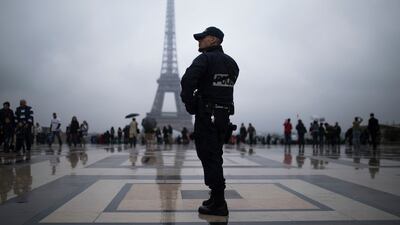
[
  {"xmin": 129, "ymin": 118, "xmax": 138, "ymax": 148},
  {"xmin": 141, "ymin": 117, "xmax": 157, "ymax": 147},
  {"xmin": 125, "ymin": 113, "xmax": 139, "ymax": 148}
]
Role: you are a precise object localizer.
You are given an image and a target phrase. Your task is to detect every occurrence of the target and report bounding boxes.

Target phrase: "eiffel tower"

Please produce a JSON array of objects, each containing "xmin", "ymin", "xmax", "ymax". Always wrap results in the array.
[{"xmin": 147, "ymin": 0, "xmax": 193, "ymax": 131}]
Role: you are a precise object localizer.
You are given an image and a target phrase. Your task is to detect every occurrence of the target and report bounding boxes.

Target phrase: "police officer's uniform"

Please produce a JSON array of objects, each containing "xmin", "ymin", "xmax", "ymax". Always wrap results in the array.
[{"xmin": 180, "ymin": 27, "xmax": 239, "ymax": 216}]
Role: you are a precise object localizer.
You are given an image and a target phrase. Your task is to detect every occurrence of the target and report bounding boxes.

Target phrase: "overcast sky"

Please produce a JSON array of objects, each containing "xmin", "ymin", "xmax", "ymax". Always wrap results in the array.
[{"xmin": 0, "ymin": 0, "xmax": 399, "ymax": 134}]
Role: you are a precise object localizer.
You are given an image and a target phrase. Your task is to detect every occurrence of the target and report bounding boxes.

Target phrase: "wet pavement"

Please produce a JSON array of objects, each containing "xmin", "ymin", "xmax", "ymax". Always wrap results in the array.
[{"xmin": 0, "ymin": 143, "xmax": 400, "ymax": 224}]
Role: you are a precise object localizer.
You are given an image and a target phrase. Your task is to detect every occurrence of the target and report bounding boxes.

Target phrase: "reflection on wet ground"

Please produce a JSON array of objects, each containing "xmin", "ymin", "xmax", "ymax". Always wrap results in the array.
[{"xmin": 0, "ymin": 143, "xmax": 399, "ymax": 224}]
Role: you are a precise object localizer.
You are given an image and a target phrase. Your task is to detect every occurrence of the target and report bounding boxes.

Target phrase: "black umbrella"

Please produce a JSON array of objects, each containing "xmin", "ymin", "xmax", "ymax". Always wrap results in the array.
[{"xmin": 125, "ymin": 113, "xmax": 139, "ymax": 119}]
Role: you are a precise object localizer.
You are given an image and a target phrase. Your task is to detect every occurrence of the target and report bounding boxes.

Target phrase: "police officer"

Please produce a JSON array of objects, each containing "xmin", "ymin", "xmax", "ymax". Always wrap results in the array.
[
  {"xmin": 368, "ymin": 113, "xmax": 380, "ymax": 150},
  {"xmin": 14, "ymin": 99, "xmax": 34, "ymax": 160},
  {"xmin": 180, "ymin": 26, "xmax": 239, "ymax": 216}
]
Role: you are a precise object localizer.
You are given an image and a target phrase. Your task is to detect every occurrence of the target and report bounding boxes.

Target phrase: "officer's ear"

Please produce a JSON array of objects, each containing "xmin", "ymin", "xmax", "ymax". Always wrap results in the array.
[{"xmin": 210, "ymin": 36, "xmax": 219, "ymax": 46}]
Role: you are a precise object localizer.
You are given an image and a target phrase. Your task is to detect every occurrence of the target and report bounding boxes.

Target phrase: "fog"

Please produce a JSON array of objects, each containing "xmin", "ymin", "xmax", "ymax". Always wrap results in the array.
[{"xmin": 1, "ymin": 0, "xmax": 399, "ymax": 134}]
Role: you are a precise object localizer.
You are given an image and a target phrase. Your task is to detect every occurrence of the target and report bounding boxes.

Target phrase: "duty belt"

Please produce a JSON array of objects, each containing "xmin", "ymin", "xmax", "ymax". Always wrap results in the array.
[{"xmin": 204, "ymin": 102, "xmax": 235, "ymax": 115}]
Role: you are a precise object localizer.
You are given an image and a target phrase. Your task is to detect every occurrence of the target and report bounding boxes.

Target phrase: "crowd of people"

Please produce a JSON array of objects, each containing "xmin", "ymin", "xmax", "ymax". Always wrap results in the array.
[
  {"xmin": 229, "ymin": 113, "xmax": 381, "ymax": 153},
  {"xmin": 34, "ymin": 115, "xmax": 89, "ymax": 148},
  {"xmin": 281, "ymin": 113, "xmax": 380, "ymax": 151},
  {"xmin": 0, "ymin": 100, "xmax": 34, "ymax": 161},
  {"xmin": 0, "ymin": 99, "xmax": 384, "ymax": 159},
  {"xmin": 0, "ymin": 99, "xmax": 90, "ymax": 162},
  {"xmin": 94, "ymin": 118, "xmax": 140, "ymax": 147},
  {"xmin": 94, "ymin": 118, "xmax": 192, "ymax": 146}
]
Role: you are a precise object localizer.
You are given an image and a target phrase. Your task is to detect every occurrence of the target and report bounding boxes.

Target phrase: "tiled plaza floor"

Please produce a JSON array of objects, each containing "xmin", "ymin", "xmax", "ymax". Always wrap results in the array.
[{"xmin": 0, "ymin": 143, "xmax": 400, "ymax": 224}]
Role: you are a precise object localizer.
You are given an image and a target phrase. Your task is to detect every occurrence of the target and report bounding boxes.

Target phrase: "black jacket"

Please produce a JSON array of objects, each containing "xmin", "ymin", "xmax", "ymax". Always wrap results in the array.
[
  {"xmin": 368, "ymin": 118, "xmax": 380, "ymax": 134},
  {"xmin": 180, "ymin": 45, "xmax": 239, "ymax": 113},
  {"xmin": 15, "ymin": 105, "xmax": 34, "ymax": 125},
  {"xmin": 296, "ymin": 123, "xmax": 307, "ymax": 135},
  {"xmin": 70, "ymin": 120, "xmax": 80, "ymax": 134},
  {"xmin": 0, "ymin": 108, "xmax": 15, "ymax": 128}
]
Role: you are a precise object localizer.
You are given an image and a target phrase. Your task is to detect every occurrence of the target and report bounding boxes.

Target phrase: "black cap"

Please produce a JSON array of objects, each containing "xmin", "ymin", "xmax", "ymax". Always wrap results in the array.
[{"xmin": 193, "ymin": 26, "xmax": 224, "ymax": 42}]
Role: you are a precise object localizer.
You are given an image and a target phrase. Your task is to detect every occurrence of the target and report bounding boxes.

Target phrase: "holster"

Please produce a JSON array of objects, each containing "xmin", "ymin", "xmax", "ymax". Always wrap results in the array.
[
  {"xmin": 198, "ymin": 98, "xmax": 237, "ymax": 144},
  {"xmin": 202, "ymin": 102, "xmax": 235, "ymax": 115}
]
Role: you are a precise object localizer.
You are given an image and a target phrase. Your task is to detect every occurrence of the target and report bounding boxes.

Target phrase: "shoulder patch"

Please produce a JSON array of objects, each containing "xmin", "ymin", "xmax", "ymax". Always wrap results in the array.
[
  {"xmin": 213, "ymin": 74, "xmax": 234, "ymax": 87},
  {"xmin": 213, "ymin": 74, "xmax": 235, "ymax": 87}
]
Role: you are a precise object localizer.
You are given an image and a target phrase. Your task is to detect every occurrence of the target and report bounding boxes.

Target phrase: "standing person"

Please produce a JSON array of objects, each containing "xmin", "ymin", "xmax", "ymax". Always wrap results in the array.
[
  {"xmin": 324, "ymin": 123, "xmax": 334, "ymax": 147},
  {"xmin": 318, "ymin": 123, "xmax": 326, "ymax": 149},
  {"xmin": 104, "ymin": 131, "xmax": 110, "ymax": 144},
  {"xmin": 181, "ymin": 127, "xmax": 189, "ymax": 145},
  {"xmin": 162, "ymin": 126, "xmax": 169, "ymax": 144},
  {"xmin": 33, "ymin": 122, "xmax": 42, "ymax": 145},
  {"xmin": 239, "ymin": 123, "xmax": 247, "ymax": 144},
  {"xmin": 180, "ymin": 26, "xmax": 239, "ymax": 216},
  {"xmin": 247, "ymin": 123, "xmax": 256, "ymax": 146},
  {"xmin": 0, "ymin": 102, "xmax": 15, "ymax": 153},
  {"xmin": 80, "ymin": 121, "xmax": 89, "ymax": 146},
  {"xmin": 283, "ymin": 119, "xmax": 292, "ymax": 148},
  {"xmin": 333, "ymin": 122, "xmax": 342, "ymax": 147},
  {"xmin": 167, "ymin": 124, "xmax": 173, "ymax": 144},
  {"xmin": 117, "ymin": 127, "xmax": 123, "ymax": 144},
  {"xmin": 266, "ymin": 134, "xmax": 271, "ymax": 146},
  {"xmin": 110, "ymin": 127, "xmax": 115, "ymax": 144},
  {"xmin": 142, "ymin": 117, "xmax": 157, "ymax": 146},
  {"xmin": 14, "ymin": 99, "xmax": 34, "ymax": 159},
  {"xmin": 49, "ymin": 113, "xmax": 62, "ymax": 147},
  {"xmin": 129, "ymin": 118, "xmax": 138, "ymax": 148},
  {"xmin": 155, "ymin": 127, "xmax": 162, "ymax": 144},
  {"xmin": 295, "ymin": 119, "xmax": 307, "ymax": 152},
  {"xmin": 123, "ymin": 125, "xmax": 130, "ymax": 144},
  {"xmin": 310, "ymin": 121, "xmax": 319, "ymax": 149},
  {"xmin": 352, "ymin": 117, "xmax": 363, "ymax": 151},
  {"xmin": 368, "ymin": 113, "xmax": 380, "ymax": 150},
  {"xmin": 345, "ymin": 128, "xmax": 353, "ymax": 147},
  {"xmin": 69, "ymin": 116, "xmax": 80, "ymax": 147}
]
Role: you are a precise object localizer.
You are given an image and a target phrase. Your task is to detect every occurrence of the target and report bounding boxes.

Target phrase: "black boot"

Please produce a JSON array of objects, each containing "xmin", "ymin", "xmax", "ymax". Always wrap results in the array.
[
  {"xmin": 198, "ymin": 191, "xmax": 228, "ymax": 216},
  {"xmin": 198, "ymin": 199, "xmax": 229, "ymax": 216}
]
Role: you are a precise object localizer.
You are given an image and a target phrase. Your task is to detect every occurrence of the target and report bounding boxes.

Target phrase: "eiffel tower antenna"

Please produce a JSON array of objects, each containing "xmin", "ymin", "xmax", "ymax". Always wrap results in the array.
[{"xmin": 147, "ymin": 0, "xmax": 193, "ymax": 131}]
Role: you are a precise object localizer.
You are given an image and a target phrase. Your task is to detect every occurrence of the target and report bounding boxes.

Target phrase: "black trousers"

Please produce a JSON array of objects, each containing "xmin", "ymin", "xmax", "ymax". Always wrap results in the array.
[
  {"xmin": 370, "ymin": 132, "xmax": 378, "ymax": 150},
  {"xmin": 249, "ymin": 134, "xmax": 254, "ymax": 145},
  {"xmin": 24, "ymin": 125, "xmax": 32, "ymax": 151},
  {"xmin": 2, "ymin": 126, "xmax": 14, "ymax": 152},
  {"xmin": 194, "ymin": 109, "xmax": 229, "ymax": 194},
  {"xmin": 312, "ymin": 134, "xmax": 318, "ymax": 147},
  {"xmin": 71, "ymin": 133, "xmax": 78, "ymax": 147},
  {"xmin": 298, "ymin": 134, "xmax": 305, "ymax": 149}
]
